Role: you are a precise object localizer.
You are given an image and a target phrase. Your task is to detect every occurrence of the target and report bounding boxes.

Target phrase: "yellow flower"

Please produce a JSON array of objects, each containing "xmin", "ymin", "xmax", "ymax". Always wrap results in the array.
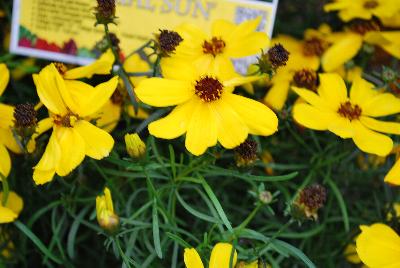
[
  {"xmin": 263, "ymin": 25, "xmax": 332, "ymax": 110},
  {"xmin": 61, "ymin": 49, "xmax": 115, "ymax": 79},
  {"xmin": 32, "ymin": 64, "xmax": 118, "ymax": 185},
  {"xmin": 381, "ymin": 11, "xmax": 400, "ymax": 27},
  {"xmin": 161, "ymin": 17, "xmax": 269, "ymax": 75},
  {"xmin": 184, "ymin": 243, "xmax": 237, "ymax": 268},
  {"xmin": 356, "ymin": 223, "xmax": 400, "ymax": 268},
  {"xmin": 0, "ymin": 64, "xmax": 23, "ymax": 178},
  {"xmin": 292, "ymin": 73, "xmax": 400, "ymax": 156},
  {"xmin": 0, "ymin": 191, "xmax": 23, "ymax": 224},
  {"xmin": 236, "ymin": 260, "xmax": 259, "ymax": 268},
  {"xmin": 124, "ymin": 133, "xmax": 146, "ymax": 158},
  {"xmin": 96, "ymin": 187, "xmax": 119, "ymax": 232},
  {"xmin": 385, "ymin": 159, "xmax": 400, "ymax": 185},
  {"xmin": 322, "ymin": 22, "xmax": 400, "ymax": 71},
  {"xmin": 135, "ymin": 60, "xmax": 278, "ymax": 156},
  {"xmin": 324, "ymin": 0, "xmax": 399, "ymax": 22}
]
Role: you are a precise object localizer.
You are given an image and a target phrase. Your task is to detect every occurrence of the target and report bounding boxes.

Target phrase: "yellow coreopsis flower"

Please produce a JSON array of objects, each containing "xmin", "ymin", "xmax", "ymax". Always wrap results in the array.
[
  {"xmin": 356, "ymin": 223, "xmax": 400, "ymax": 268},
  {"xmin": 184, "ymin": 243, "xmax": 237, "ymax": 268},
  {"xmin": 96, "ymin": 187, "xmax": 119, "ymax": 232},
  {"xmin": 32, "ymin": 63, "xmax": 118, "ymax": 185},
  {"xmin": 322, "ymin": 21, "xmax": 400, "ymax": 71},
  {"xmin": 263, "ymin": 25, "xmax": 332, "ymax": 110},
  {"xmin": 0, "ymin": 191, "xmax": 23, "ymax": 224},
  {"xmin": 135, "ymin": 60, "xmax": 278, "ymax": 156},
  {"xmin": 0, "ymin": 64, "xmax": 22, "ymax": 179},
  {"xmin": 161, "ymin": 17, "xmax": 269, "ymax": 75},
  {"xmin": 324, "ymin": 0, "xmax": 399, "ymax": 22},
  {"xmin": 292, "ymin": 73, "xmax": 400, "ymax": 156}
]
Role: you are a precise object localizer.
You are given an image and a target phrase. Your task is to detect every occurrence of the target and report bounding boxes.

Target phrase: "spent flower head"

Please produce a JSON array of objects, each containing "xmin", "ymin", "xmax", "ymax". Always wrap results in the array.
[
  {"xmin": 95, "ymin": 0, "xmax": 116, "ymax": 25},
  {"xmin": 292, "ymin": 184, "xmax": 327, "ymax": 220},
  {"xmin": 155, "ymin": 29, "xmax": 183, "ymax": 57}
]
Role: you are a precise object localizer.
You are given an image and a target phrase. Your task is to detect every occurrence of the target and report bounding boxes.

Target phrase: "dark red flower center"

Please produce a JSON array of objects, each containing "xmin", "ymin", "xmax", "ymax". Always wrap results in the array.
[
  {"xmin": 195, "ymin": 76, "xmax": 224, "ymax": 102},
  {"xmin": 337, "ymin": 101, "xmax": 362, "ymax": 121},
  {"xmin": 364, "ymin": 0, "xmax": 378, "ymax": 9},
  {"xmin": 303, "ymin": 37, "xmax": 328, "ymax": 57},
  {"xmin": 202, "ymin": 37, "xmax": 226, "ymax": 57}
]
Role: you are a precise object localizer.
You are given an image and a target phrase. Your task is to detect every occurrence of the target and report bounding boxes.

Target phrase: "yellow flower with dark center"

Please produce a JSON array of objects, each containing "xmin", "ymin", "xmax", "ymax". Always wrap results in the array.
[
  {"xmin": 184, "ymin": 243, "xmax": 237, "ymax": 268},
  {"xmin": 322, "ymin": 20, "xmax": 400, "ymax": 71},
  {"xmin": 161, "ymin": 17, "xmax": 269, "ymax": 75},
  {"xmin": 0, "ymin": 191, "xmax": 23, "ymax": 224},
  {"xmin": 356, "ymin": 223, "xmax": 400, "ymax": 268},
  {"xmin": 263, "ymin": 25, "xmax": 333, "ymax": 110},
  {"xmin": 135, "ymin": 60, "xmax": 278, "ymax": 156},
  {"xmin": 31, "ymin": 63, "xmax": 118, "ymax": 185},
  {"xmin": 0, "ymin": 64, "xmax": 23, "ymax": 179},
  {"xmin": 96, "ymin": 187, "xmax": 119, "ymax": 232},
  {"xmin": 324, "ymin": 0, "xmax": 399, "ymax": 22},
  {"xmin": 293, "ymin": 73, "xmax": 400, "ymax": 156}
]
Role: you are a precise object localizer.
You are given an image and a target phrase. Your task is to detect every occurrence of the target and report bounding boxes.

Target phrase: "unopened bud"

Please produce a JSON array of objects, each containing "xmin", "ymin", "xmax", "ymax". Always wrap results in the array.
[
  {"xmin": 96, "ymin": 187, "xmax": 119, "ymax": 233},
  {"xmin": 155, "ymin": 29, "xmax": 183, "ymax": 57},
  {"xmin": 256, "ymin": 44, "xmax": 289, "ymax": 75},
  {"xmin": 125, "ymin": 133, "xmax": 146, "ymax": 159},
  {"xmin": 234, "ymin": 139, "xmax": 258, "ymax": 167},
  {"xmin": 259, "ymin": 191, "xmax": 272, "ymax": 204}
]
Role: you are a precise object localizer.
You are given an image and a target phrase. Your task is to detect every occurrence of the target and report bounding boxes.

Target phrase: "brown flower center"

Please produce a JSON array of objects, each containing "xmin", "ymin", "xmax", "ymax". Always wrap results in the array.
[
  {"xmin": 350, "ymin": 19, "xmax": 381, "ymax": 35},
  {"xmin": 195, "ymin": 76, "xmax": 223, "ymax": 102},
  {"xmin": 303, "ymin": 37, "xmax": 328, "ymax": 57},
  {"xmin": 157, "ymin": 29, "xmax": 183, "ymax": 56},
  {"xmin": 293, "ymin": 69, "xmax": 318, "ymax": 91},
  {"xmin": 337, "ymin": 101, "xmax": 362, "ymax": 121},
  {"xmin": 364, "ymin": 0, "xmax": 378, "ymax": 9},
  {"xmin": 54, "ymin": 62, "xmax": 68, "ymax": 75},
  {"xmin": 202, "ymin": 37, "xmax": 226, "ymax": 57},
  {"xmin": 53, "ymin": 112, "xmax": 79, "ymax": 127}
]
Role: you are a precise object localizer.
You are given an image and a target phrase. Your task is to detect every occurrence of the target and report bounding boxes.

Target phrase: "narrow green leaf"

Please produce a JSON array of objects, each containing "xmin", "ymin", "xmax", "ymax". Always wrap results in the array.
[
  {"xmin": 326, "ymin": 178, "xmax": 350, "ymax": 232},
  {"xmin": 152, "ymin": 199, "xmax": 163, "ymax": 259}
]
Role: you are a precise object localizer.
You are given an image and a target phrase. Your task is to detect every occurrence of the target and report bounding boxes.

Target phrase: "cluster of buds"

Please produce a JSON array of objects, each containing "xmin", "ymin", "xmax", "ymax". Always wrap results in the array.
[
  {"xmin": 291, "ymin": 184, "xmax": 327, "ymax": 220},
  {"xmin": 124, "ymin": 133, "xmax": 146, "ymax": 159},
  {"xmin": 95, "ymin": 0, "xmax": 116, "ymax": 25},
  {"xmin": 96, "ymin": 187, "xmax": 119, "ymax": 233},
  {"xmin": 13, "ymin": 103, "xmax": 38, "ymax": 149},
  {"xmin": 234, "ymin": 139, "xmax": 258, "ymax": 167},
  {"xmin": 154, "ymin": 29, "xmax": 183, "ymax": 57},
  {"xmin": 256, "ymin": 44, "xmax": 290, "ymax": 76}
]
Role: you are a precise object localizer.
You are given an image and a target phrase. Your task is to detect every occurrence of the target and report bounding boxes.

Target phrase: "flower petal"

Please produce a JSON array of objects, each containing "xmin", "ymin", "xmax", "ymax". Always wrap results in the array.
[
  {"xmin": 0, "ymin": 191, "xmax": 23, "ymax": 216},
  {"xmin": 74, "ymin": 120, "xmax": 114, "ymax": 160},
  {"xmin": 212, "ymin": 100, "xmax": 248, "ymax": 149},
  {"xmin": 0, "ymin": 143, "xmax": 11, "ymax": 179},
  {"xmin": 209, "ymin": 243, "xmax": 237, "ymax": 268},
  {"xmin": 385, "ymin": 159, "xmax": 400, "ymax": 185},
  {"xmin": 352, "ymin": 121, "xmax": 393, "ymax": 156},
  {"xmin": 0, "ymin": 207, "xmax": 17, "ymax": 224},
  {"xmin": 365, "ymin": 31, "xmax": 400, "ymax": 59},
  {"xmin": 27, "ymin": 118, "xmax": 54, "ymax": 153},
  {"xmin": 135, "ymin": 78, "xmax": 192, "ymax": 107},
  {"xmin": 356, "ymin": 224, "xmax": 400, "ymax": 268},
  {"xmin": 0, "ymin": 63, "xmax": 10, "ymax": 96},
  {"xmin": 322, "ymin": 33, "xmax": 363, "ymax": 72},
  {"xmin": 328, "ymin": 117, "xmax": 354, "ymax": 138},
  {"xmin": 33, "ymin": 64, "xmax": 67, "ymax": 115},
  {"xmin": 148, "ymin": 98, "xmax": 196, "ymax": 139},
  {"xmin": 0, "ymin": 128, "xmax": 21, "ymax": 154},
  {"xmin": 349, "ymin": 76, "xmax": 378, "ymax": 107},
  {"xmin": 184, "ymin": 248, "xmax": 204, "ymax": 268},
  {"xmin": 293, "ymin": 103, "xmax": 335, "ymax": 130},
  {"xmin": 318, "ymin": 73, "xmax": 348, "ymax": 109},
  {"xmin": 54, "ymin": 126, "xmax": 85, "ymax": 177},
  {"xmin": 224, "ymin": 94, "xmax": 278, "ymax": 136},
  {"xmin": 94, "ymin": 100, "xmax": 122, "ymax": 133},
  {"xmin": 185, "ymin": 101, "xmax": 217, "ymax": 156},
  {"xmin": 360, "ymin": 116, "xmax": 400, "ymax": 135},
  {"xmin": 64, "ymin": 49, "xmax": 115, "ymax": 79},
  {"xmin": 291, "ymin": 87, "xmax": 331, "ymax": 110},
  {"xmin": 0, "ymin": 103, "xmax": 14, "ymax": 129},
  {"xmin": 160, "ymin": 58, "xmax": 199, "ymax": 81},
  {"xmin": 263, "ymin": 70, "xmax": 292, "ymax": 111},
  {"xmin": 361, "ymin": 92, "xmax": 400, "ymax": 117},
  {"xmin": 33, "ymin": 130, "xmax": 60, "ymax": 185}
]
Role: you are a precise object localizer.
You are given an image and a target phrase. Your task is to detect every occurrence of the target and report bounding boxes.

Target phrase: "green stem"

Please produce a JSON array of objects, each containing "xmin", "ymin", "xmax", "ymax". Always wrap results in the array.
[
  {"xmin": 236, "ymin": 203, "xmax": 263, "ymax": 233},
  {"xmin": 0, "ymin": 173, "xmax": 10, "ymax": 206},
  {"xmin": 263, "ymin": 219, "xmax": 294, "ymax": 249}
]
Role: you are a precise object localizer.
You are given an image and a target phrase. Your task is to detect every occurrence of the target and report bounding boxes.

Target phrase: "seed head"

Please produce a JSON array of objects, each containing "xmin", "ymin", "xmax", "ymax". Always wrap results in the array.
[
  {"xmin": 14, "ymin": 104, "xmax": 37, "ymax": 129},
  {"xmin": 95, "ymin": 0, "xmax": 116, "ymax": 25},
  {"xmin": 156, "ymin": 30, "xmax": 183, "ymax": 57},
  {"xmin": 234, "ymin": 139, "xmax": 258, "ymax": 167},
  {"xmin": 292, "ymin": 184, "xmax": 327, "ymax": 220}
]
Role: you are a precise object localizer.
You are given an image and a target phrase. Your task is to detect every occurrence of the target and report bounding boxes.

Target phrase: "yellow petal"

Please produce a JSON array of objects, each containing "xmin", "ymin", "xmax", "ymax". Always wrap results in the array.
[
  {"xmin": 349, "ymin": 76, "xmax": 378, "ymax": 108},
  {"xmin": 174, "ymin": 23, "xmax": 207, "ymax": 59},
  {"xmin": 33, "ymin": 130, "xmax": 60, "ymax": 185},
  {"xmin": 185, "ymin": 101, "xmax": 217, "ymax": 156},
  {"xmin": 184, "ymin": 248, "xmax": 204, "ymax": 268},
  {"xmin": 135, "ymin": 78, "xmax": 192, "ymax": 107},
  {"xmin": 223, "ymin": 76, "xmax": 261, "ymax": 89},
  {"xmin": 74, "ymin": 120, "xmax": 114, "ymax": 160},
  {"xmin": 27, "ymin": 118, "xmax": 54, "ymax": 153},
  {"xmin": 33, "ymin": 64, "xmax": 67, "ymax": 115},
  {"xmin": 126, "ymin": 105, "xmax": 149, "ymax": 120},
  {"xmin": 293, "ymin": 103, "xmax": 335, "ymax": 130},
  {"xmin": 356, "ymin": 224, "xmax": 400, "ymax": 268},
  {"xmin": 160, "ymin": 57, "xmax": 198, "ymax": 81},
  {"xmin": 322, "ymin": 33, "xmax": 363, "ymax": 72},
  {"xmin": 0, "ymin": 63, "xmax": 10, "ymax": 96},
  {"xmin": 103, "ymin": 187, "xmax": 114, "ymax": 212},
  {"xmin": 0, "ymin": 143, "xmax": 11, "ymax": 179},
  {"xmin": 318, "ymin": 73, "xmax": 348, "ymax": 109},
  {"xmin": 95, "ymin": 100, "xmax": 122, "ymax": 133},
  {"xmin": 209, "ymin": 243, "xmax": 237, "ymax": 268},
  {"xmin": 224, "ymin": 94, "xmax": 278, "ymax": 136},
  {"xmin": 0, "ymin": 128, "xmax": 21, "ymax": 154},
  {"xmin": 328, "ymin": 117, "xmax": 355, "ymax": 138},
  {"xmin": 385, "ymin": 159, "xmax": 400, "ymax": 185},
  {"xmin": 0, "ymin": 207, "xmax": 17, "ymax": 224},
  {"xmin": 365, "ymin": 31, "xmax": 400, "ymax": 59},
  {"xmin": 148, "ymin": 98, "xmax": 196, "ymax": 139},
  {"xmin": 64, "ymin": 49, "xmax": 115, "ymax": 79},
  {"xmin": 291, "ymin": 87, "xmax": 331, "ymax": 110},
  {"xmin": 361, "ymin": 92, "xmax": 400, "ymax": 117},
  {"xmin": 0, "ymin": 191, "xmax": 23, "ymax": 216},
  {"xmin": 212, "ymin": 100, "xmax": 248, "ymax": 149},
  {"xmin": 360, "ymin": 117, "xmax": 400, "ymax": 135},
  {"xmin": 211, "ymin": 19, "xmax": 235, "ymax": 41},
  {"xmin": 54, "ymin": 126, "xmax": 85, "ymax": 177},
  {"xmin": 0, "ymin": 103, "xmax": 14, "ymax": 129},
  {"xmin": 352, "ymin": 121, "xmax": 393, "ymax": 156},
  {"xmin": 263, "ymin": 70, "xmax": 292, "ymax": 111}
]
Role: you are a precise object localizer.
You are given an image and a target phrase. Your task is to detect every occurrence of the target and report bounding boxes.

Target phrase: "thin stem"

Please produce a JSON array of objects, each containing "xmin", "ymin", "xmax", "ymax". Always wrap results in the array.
[
  {"xmin": 1, "ymin": 173, "xmax": 10, "ymax": 206},
  {"xmin": 236, "ymin": 203, "xmax": 263, "ymax": 233}
]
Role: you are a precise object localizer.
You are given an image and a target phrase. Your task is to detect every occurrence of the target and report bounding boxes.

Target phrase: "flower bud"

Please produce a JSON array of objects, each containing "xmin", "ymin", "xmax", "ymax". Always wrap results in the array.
[
  {"xmin": 96, "ymin": 187, "xmax": 119, "ymax": 233},
  {"xmin": 234, "ymin": 139, "xmax": 258, "ymax": 167},
  {"xmin": 291, "ymin": 184, "xmax": 327, "ymax": 220},
  {"xmin": 124, "ymin": 133, "xmax": 146, "ymax": 159},
  {"xmin": 95, "ymin": 0, "xmax": 116, "ymax": 25},
  {"xmin": 259, "ymin": 191, "xmax": 272, "ymax": 204},
  {"xmin": 155, "ymin": 29, "xmax": 183, "ymax": 57}
]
